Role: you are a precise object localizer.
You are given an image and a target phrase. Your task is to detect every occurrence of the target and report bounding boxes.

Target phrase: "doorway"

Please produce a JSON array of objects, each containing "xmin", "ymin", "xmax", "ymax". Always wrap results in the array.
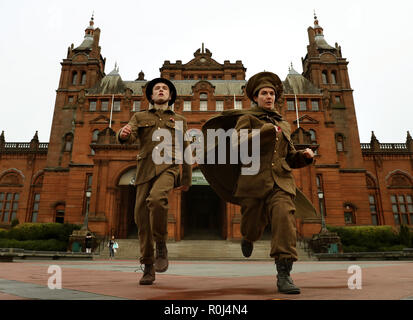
[
  {"xmin": 182, "ymin": 185, "xmax": 223, "ymax": 240},
  {"xmin": 118, "ymin": 185, "xmax": 138, "ymax": 238}
]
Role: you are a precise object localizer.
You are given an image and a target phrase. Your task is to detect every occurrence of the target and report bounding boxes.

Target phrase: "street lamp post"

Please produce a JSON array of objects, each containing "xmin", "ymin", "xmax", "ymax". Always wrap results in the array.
[{"xmin": 318, "ymin": 191, "xmax": 328, "ymax": 233}]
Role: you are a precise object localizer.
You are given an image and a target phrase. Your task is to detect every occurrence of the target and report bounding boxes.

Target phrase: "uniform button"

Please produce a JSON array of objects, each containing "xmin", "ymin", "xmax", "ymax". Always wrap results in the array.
[
  {"xmin": 276, "ymin": 138, "xmax": 279, "ymax": 141},
  {"xmin": 274, "ymin": 150, "xmax": 277, "ymax": 153},
  {"xmin": 158, "ymin": 127, "xmax": 161, "ymax": 130},
  {"xmin": 272, "ymin": 163, "xmax": 274, "ymax": 166}
]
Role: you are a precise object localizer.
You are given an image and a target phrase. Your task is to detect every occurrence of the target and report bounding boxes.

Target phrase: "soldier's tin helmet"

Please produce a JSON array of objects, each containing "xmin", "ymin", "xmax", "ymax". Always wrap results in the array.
[
  {"xmin": 145, "ymin": 77, "xmax": 177, "ymax": 106},
  {"xmin": 245, "ymin": 71, "xmax": 283, "ymax": 102}
]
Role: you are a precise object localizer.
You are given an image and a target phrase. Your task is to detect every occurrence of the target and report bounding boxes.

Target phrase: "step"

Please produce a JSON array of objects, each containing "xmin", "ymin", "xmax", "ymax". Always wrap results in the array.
[{"xmin": 96, "ymin": 240, "xmax": 316, "ymax": 261}]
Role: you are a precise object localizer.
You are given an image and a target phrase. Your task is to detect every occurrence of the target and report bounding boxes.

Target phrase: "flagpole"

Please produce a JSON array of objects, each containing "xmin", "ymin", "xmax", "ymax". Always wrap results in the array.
[
  {"xmin": 109, "ymin": 94, "xmax": 114, "ymax": 128},
  {"xmin": 295, "ymin": 94, "xmax": 300, "ymax": 128},
  {"xmin": 234, "ymin": 94, "xmax": 236, "ymax": 109}
]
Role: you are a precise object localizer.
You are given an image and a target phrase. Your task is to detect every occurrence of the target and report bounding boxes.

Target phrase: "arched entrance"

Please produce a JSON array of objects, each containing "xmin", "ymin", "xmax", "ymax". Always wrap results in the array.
[
  {"xmin": 117, "ymin": 167, "xmax": 137, "ymax": 238},
  {"xmin": 181, "ymin": 169, "xmax": 225, "ymax": 239}
]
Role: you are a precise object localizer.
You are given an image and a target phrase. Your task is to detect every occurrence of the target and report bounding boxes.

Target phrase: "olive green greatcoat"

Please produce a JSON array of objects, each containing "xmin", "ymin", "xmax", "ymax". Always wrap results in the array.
[{"xmin": 199, "ymin": 106, "xmax": 317, "ymax": 219}]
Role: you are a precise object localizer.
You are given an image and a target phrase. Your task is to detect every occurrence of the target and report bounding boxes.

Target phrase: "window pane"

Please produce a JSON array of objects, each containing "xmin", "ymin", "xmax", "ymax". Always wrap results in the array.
[
  {"xmin": 3, "ymin": 212, "xmax": 9, "ymax": 222},
  {"xmin": 216, "ymin": 101, "xmax": 223, "ymax": 111},
  {"xmin": 12, "ymin": 203, "xmax": 18, "ymax": 210},
  {"xmin": 0, "ymin": 193, "xmax": 3, "ymax": 201},
  {"xmin": 101, "ymin": 101, "xmax": 109, "ymax": 111},
  {"xmin": 235, "ymin": 101, "xmax": 242, "ymax": 110},
  {"xmin": 398, "ymin": 195, "xmax": 405, "ymax": 203},
  {"xmin": 11, "ymin": 212, "xmax": 17, "ymax": 221},
  {"xmin": 92, "ymin": 130, "xmax": 99, "ymax": 142},
  {"xmin": 408, "ymin": 204, "xmax": 413, "ymax": 213},
  {"xmin": 311, "ymin": 100, "xmax": 319, "ymax": 111},
  {"xmin": 89, "ymin": 101, "xmax": 96, "ymax": 111},
  {"xmin": 5, "ymin": 203, "xmax": 10, "ymax": 211},
  {"xmin": 88, "ymin": 175, "xmax": 93, "ymax": 187},
  {"xmin": 400, "ymin": 205, "xmax": 406, "ymax": 213},
  {"xmin": 287, "ymin": 100, "xmax": 295, "ymax": 111},
  {"xmin": 35, "ymin": 194, "xmax": 40, "ymax": 201},
  {"xmin": 371, "ymin": 214, "xmax": 378, "ymax": 225},
  {"xmin": 0, "ymin": 202, "xmax": 2, "ymax": 210},
  {"xmin": 369, "ymin": 195, "xmax": 375, "ymax": 204},
  {"xmin": 344, "ymin": 212, "xmax": 353, "ymax": 224},
  {"xmin": 133, "ymin": 101, "xmax": 141, "ymax": 112},
  {"xmin": 391, "ymin": 195, "xmax": 397, "ymax": 203},
  {"xmin": 406, "ymin": 195, "xmax": 412, "ymax": 203},
  {"xmin": 114, "ymin": 101, "xmax": 121, "ymax": 111},
  {"xmin": 299, "ymin": 100, "xmax": 307, "ymax": 111},
  {"xmin": 32, "ymin": 212, "xmax": 38, "ymax": 223},
  {"xmin": 33, "ymin": 203, "xmax": 39, "ymax": 211},
  {"xmin": 337, "ymin": 141, "xmax": 343, "ymax": 152},
  {"xmin": 6, "ymin": 193, "xmax": 12, "ymax": 201},
  {"xmin": 200, "ymin": 93, "xmax": 208, "ymax": 100},
  {"xmin": 14, "ymin": 193, "xmax": 19, "ymax": 201},
  {"xmin": 394, "ymin": 214, "xmax": 400, "ymax": 225},
  {"xmin": 322, "ymin": 72, "xmax": 327, "ymax": 84},
  {"xmin": 402, "ymin": 214, "xmax": 409, "ymax": 225},
  {"xmin": 392, "ymin": 204, "xmax": 398, "ymax": 213},
  {"xmin": 183, "ymin": 101, "xmax": 191, "ymax": 111},
  {"xmin": 370, "ymin": 205, "xmax": 376, "ymax": 213},
  {"xmin": 200, "ymin": 101, "xmax": 207, "ymax": 111}
]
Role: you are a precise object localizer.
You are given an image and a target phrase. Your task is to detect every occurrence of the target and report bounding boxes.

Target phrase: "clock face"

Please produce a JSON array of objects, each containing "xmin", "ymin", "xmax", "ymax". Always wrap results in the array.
[{"xmin": 200, "ymin": 58, "xmax": 206, "ymax": 63}]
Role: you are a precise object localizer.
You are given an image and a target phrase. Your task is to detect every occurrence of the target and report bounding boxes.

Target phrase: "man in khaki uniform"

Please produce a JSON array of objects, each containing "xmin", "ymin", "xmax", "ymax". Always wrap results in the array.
[
  {"xmin": 200, "ymin": 72, "xmax": 314, "ymax": 294},
  {"xmin": 117, "ymin": 78, "xmax": 191, "ymax": 285}
]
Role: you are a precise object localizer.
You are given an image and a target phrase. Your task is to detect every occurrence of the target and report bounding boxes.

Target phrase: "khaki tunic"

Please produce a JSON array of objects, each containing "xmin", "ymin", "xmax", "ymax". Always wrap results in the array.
[{"xmin": 117, "ymin": 107, "xmax": 192, "ymax": 264}]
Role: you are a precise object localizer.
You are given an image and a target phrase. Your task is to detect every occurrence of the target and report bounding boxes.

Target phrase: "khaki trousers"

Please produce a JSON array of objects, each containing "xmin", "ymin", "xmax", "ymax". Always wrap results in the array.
[
  {"xmin": 240, "ymin": 185, "xmax": 298, "ymax": 262},
  {"xmin": 134, "ymin": 166, "xmax": 179, "ymax": 264}
]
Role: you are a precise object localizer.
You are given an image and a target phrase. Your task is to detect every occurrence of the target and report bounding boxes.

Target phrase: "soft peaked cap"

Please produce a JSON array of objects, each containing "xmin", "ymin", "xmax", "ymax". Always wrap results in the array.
[{"xmin": 245, "ymin": 71, "xmax": 283, "ymax": 102}]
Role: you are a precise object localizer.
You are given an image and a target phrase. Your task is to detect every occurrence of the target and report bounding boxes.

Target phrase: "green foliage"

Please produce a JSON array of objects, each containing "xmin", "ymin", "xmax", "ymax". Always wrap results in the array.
[
  {"xmin": 0, "ymin": 228, "xmax": 8, "ymax": 239},
  {"xmin": 0, "ymin": 239, "xmax": 67, "ymax": 251},
  {"xmin": 0, "ymin": 223, "xmax": 81, "ymax": 251},
  {"xmin": 6, "ymin": 223, "xmax": 81, "ymax": 242},
  {"xmin": 11, "ymin": 218, "xmax": 19, "ymax": 228},
  {"xmin": 399, "ymin": 224, "xmax": 412, "ymax": 247},
  {"xmin": 327, "ymin": 225, "xmax": 403, "ymax": 253}
]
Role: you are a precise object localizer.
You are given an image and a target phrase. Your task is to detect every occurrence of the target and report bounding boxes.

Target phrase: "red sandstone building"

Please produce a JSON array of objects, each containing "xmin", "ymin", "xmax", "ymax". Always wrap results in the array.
[{"xmin": 1, "ymin": 16, "xmax": 412, "ymax": 241}]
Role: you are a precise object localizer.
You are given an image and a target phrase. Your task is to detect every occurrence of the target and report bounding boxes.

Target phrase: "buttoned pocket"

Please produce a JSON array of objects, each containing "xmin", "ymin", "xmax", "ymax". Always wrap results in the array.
[{"xmin": 137, "ymin": 120, "xmax": 156, "ymax": 128}]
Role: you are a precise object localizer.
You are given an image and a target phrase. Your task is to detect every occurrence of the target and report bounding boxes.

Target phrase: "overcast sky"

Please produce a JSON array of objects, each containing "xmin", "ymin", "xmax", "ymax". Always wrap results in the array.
[{"xmin": 0, "ymin": 0, "xmax": 412, "ymax": 143}]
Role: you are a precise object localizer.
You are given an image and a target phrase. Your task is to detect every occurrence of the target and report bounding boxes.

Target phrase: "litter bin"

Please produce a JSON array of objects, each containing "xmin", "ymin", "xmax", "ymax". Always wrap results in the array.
[{"xmin": 71, "ymin": 241, "xmax": 82, "ymax": 253}]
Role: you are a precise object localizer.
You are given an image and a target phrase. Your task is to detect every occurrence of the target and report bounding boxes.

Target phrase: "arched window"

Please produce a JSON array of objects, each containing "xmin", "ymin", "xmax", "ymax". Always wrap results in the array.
[
  {"xmin": 81, "ymin": 71, "xmax": 87, "ymax": 85},
  {"xmin": 200, "ymin": 93, "xmax": 208, "ymax": 111},
  {"xmin": 72, "ymin": 72, "xmax": 78, "ymax": 85},
  {"xmin": 92, "ymin": 130, "xmax": 100, "ymax": 143},
  {"xmin": 336, "ymin": 134, "xmax": 344, "ymax": 152},
  {"xmin": 331, "ymin": 71, "xmax": 337, "ymax": 84},
  {"xmin": 344, "ymin": 203, "xmax": 356, "ymax": 225},
  {"xmin": 309, "ymin": 129, "xmax": 318, "ymax": 155},
  {"xmin": 55, "ymin": 204, "xmax": 65, "ymax": 223},
  {"xmin": 30, "ymin": 173, "xmax": 43, "ymax": 223},
  {"xmin": 64, "ymin": 133, "xmax": 73, "ymax": 152},
  {"xmin": 322, "ymin": 71, "xmax": 328, "ymax": 84}
]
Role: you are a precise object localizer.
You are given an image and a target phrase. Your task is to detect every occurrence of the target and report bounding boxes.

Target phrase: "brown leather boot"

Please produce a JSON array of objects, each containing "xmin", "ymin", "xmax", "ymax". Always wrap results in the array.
[
  {"xmin": 139, "ymin": 264, "xmax": 155, "ymax": 285},
  {"xmin": 155, "ymin": 241, "xmax": 169, "ymax": 273},
  {"xmin": 276, "ymin": 259, "xmax": 300, "ymax": 294}
]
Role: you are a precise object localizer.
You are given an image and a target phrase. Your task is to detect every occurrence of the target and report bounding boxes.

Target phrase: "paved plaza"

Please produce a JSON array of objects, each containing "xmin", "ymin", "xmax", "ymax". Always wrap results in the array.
[{"xmin": 0, "ymin": 259, "xmax": 412, "ymax": 301}]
